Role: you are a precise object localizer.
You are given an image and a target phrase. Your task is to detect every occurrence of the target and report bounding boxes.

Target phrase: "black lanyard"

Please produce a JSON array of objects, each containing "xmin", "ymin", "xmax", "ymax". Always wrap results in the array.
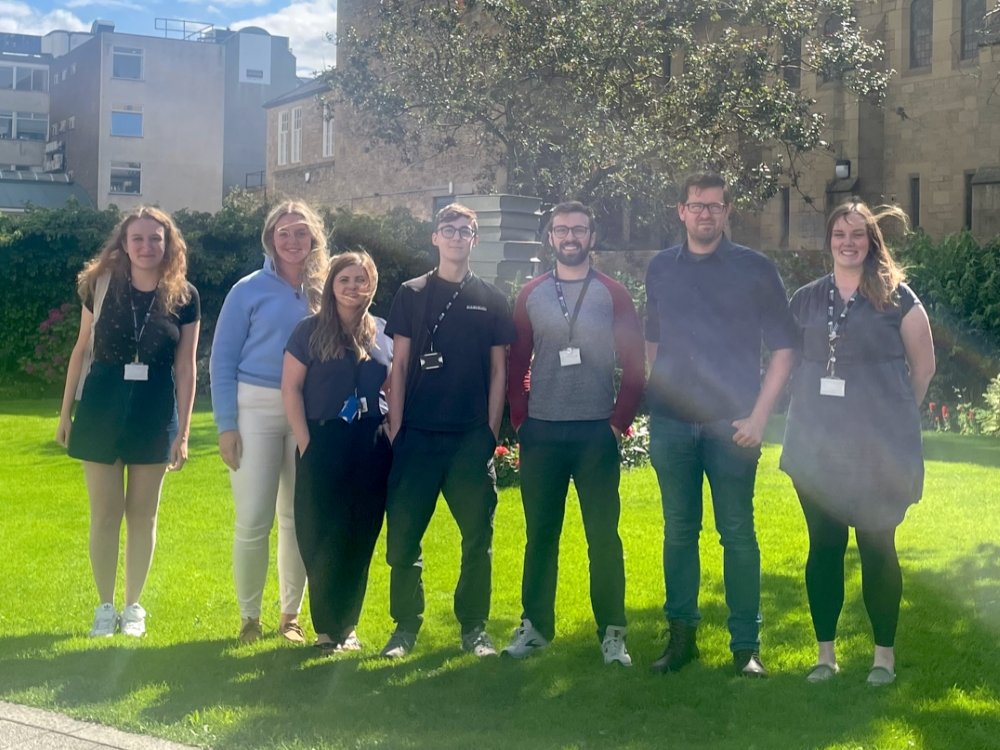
[
  {"xmin": 427, "ymin": 269, "xmax": 472, "ymax": 351},
  {"xmin": 129, "ymin": 285, "xmax": 157, "ymax": 363},
  {"xmin": 826, "ymin": 277, "xmax": 859, "ymax": 376},
  {"xmin": 553, "ymin": 268, "xmax": 593, "ymax": 344}
]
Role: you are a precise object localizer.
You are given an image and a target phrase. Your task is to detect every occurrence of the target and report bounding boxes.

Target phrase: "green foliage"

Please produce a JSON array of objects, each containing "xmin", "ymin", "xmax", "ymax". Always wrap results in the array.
[
  {"xmin": 0, "ymin": 200, "xmax": 119, "ymax": 376},
  {"xmin": 897, "ymin": 230, "xmax": 1000, "ymax": 403},
  {"xmin": 17, "ymin": 302, "xmax": 79, "ymax": 392},
  {"xmin": 330, "ymin": 0, "xmax": 889, "ymax": 224},
  {"xmin": 982, "ymin": 374, "xmax": 1000, "ymax": 437}
]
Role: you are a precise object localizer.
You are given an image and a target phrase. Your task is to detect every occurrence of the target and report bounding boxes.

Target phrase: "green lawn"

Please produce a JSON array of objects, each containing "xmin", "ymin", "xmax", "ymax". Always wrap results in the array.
[{"xmin": 1, "ymin": 401, "xmax": 999, "ymax": 750}]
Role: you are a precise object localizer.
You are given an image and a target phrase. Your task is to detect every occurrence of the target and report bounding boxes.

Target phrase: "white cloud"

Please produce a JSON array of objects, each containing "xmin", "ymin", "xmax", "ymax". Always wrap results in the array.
[
  {"xmin": 0, "ymin": 1, "xmax": 87, "ymax": 34},
  {"xmin": 234, "ymin": 0, "xmax": 336, "ymax": 77},
  {"xmin": 65, "ymin": 0, "xmax": 144, "ymax": 11}
]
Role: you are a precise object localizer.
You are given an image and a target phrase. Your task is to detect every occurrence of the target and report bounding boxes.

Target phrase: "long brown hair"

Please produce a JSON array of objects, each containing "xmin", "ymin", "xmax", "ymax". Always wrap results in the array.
[
  {"xmin": 77, "ymin": 206, "xmax": 191, "ymax": 315},
  {"xmin": 309, "ymin": 251, "xmax": 380, "ymax": 362},
  {"xmin": 261, "ymin": 200, "xmax": 329, "ymax": 313},
  {"xmin": 826, "ymin": 200, "xmax": 908, "ymax": 311}
]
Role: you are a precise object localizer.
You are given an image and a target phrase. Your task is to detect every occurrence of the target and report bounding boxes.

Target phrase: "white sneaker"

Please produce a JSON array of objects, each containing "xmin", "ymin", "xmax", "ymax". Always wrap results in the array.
[
  {"xmin": 501, "ymin": 619, "xmax": 548, "ymax": 659},
  {"xmin": 602, "ymin": 625, "xmax": 632, "ymax": 666},
  {"xmin": 120, "ymin": 603, "xmax": 147, "ymax": 638},
  {"xmin": 90, "ymin": 603, "xmax": 118, "ymax": 637}
]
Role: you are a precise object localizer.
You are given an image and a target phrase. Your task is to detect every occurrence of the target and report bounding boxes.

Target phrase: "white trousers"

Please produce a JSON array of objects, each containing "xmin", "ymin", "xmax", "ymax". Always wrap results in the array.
[{"xmin": 230, "ymin": 382, "xmax": 306, "ymax": 618}]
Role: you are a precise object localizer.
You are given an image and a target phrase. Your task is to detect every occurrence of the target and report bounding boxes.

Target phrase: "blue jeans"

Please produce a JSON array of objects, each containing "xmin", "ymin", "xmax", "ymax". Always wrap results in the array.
[{"xmin": 649, "ymin": 415, "xmax": 762, "ymax": 652}]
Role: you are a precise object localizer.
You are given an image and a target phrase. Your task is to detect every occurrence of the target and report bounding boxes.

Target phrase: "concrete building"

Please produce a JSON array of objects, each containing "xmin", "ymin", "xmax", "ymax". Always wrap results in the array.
[{"xmin": 0, "ymin": 21, "xmax": 299, "ymax": 214}]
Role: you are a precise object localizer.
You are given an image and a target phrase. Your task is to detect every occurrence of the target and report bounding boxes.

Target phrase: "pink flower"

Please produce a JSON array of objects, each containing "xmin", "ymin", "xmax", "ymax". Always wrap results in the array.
[
  {"xmin": 48, "ymin": 308, "xmax": 63, "ymax": 322},
  {"xmin": 625, "ymin": 425, "xmax": 634, "ymax": 438},
  {"xmin": 39, "ymin": 320, "xmax": 50, "ymax": 332},
  {"xmin": 494, "ymin": 445, "xmax": 509, "ymax": 457}
]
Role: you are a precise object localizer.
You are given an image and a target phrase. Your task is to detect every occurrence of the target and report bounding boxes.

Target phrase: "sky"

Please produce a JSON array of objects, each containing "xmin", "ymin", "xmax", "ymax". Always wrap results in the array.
[{"xmin": 0, "ymin": 0, "xmax": 338, "ymax": 77}]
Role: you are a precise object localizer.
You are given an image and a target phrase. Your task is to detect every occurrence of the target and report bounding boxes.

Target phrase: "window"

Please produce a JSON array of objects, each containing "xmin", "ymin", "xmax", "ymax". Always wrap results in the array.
[
  {"xmin": 291, "ymin": 106, "xmax": 302, "ymax": 164},
  {"xmin": 961, "ymin": 0, "xmax": 985, "ymax": 61},
  {"xmin": 111, "ymin": 110, "xmax": 143, "ymax": 137},
  {"xmin": 821, "ymin": 16, "xmax": 843, "ymax": 82},
  {"xmin": 910, "ymin": 176, "xmax": 921, "ymax": 228},
  {"xmin": 780, "ymin": 187, "xmax": 791, "ymax": 248},
  {"xmin": 964, "ymin": 171, "xmax": 974, "ymax": 230},
  {"xmin": 112, "ymin": 47, "xmax": 143, "ymax": 80},
  {"xmin": 322, "ymin": 104, "xmax": 334, "ymax": 158},
  {"xmin": 0, "ymin": 65, "xmax": 47, "ymax": 91},
  {"xmin": 0, "ymin": 111, "xmax": 47, "ymax": 141},
  {"xmin": 110, "ymin": 161, "xmax": 141, "ymax": 194},
  {"xmin": 277, "ymin": 110, "xmax": 289, "ymax": 166},
  {"xmin": 782, "ymin": 37, "xmax": 801, "ymax": 89},
  {"xmin": 910, "ymin": 0, "xmax": 932, "ymax": 69}
]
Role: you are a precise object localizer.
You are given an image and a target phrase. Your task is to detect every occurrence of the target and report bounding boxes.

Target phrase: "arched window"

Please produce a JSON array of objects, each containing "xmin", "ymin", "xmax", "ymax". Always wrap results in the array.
[
  {"xmin": 821, "ymin": 16, "xmax": 842, "ymax": 83},
  {"xmin": 910, "ymin": 0, "xmax": 933, "ymax": 68},
  {"xmin": 961, "ymin": 0, "xmax": 985, "ymax": 61}
]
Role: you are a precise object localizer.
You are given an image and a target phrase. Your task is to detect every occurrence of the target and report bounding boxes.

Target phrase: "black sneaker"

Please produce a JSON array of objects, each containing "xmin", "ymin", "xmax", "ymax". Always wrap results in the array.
[
  {"xmin": 734, "ymin": 650, "xmax": 768, "ymax": 678},
  {"xmin": 650, "ymin": 620, "xmax": 699, "ymax": 673},
  {"xmin": 380, "ymin": 629, "xmax": 417, "ymax": 659}
]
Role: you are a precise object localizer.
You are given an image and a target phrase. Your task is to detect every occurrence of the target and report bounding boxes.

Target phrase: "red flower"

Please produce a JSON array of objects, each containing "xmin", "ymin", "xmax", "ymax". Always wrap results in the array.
[{"xmin": 494, "ymin": 445, "xmax": 509, "ymax": 457}]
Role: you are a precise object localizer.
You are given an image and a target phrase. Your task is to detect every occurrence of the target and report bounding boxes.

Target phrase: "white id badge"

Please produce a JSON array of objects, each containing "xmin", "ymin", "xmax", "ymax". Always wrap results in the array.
[
  {"xmin": 559, "ymin": 347, "xmax": 582, "ymax": 367},
  {"xmin": 819, "ymin": 376, "xmax": 845, "ymax": 398},
  {"xmin": 124, "ymin": 362, "xmax": 149, "ymax": 381}
]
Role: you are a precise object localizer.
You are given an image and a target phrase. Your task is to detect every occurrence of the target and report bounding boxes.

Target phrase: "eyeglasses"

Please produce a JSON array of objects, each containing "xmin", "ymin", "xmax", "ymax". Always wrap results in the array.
[
  {"xmin": 551, "ymin": 225, "xmax": 591, "ymax": 239},
  {"xmin": 437, "ymin": 225, "xmax": 476, "ymax": 240},
  {"xmin": 683, "ymin": 202, "xmax": 727, "ymax": 215}
]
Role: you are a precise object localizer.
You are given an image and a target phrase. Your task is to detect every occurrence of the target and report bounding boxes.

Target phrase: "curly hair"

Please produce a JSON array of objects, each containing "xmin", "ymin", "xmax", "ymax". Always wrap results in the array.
[
  {"xmin": 77, "ymin": 206, "xmax": 191, "ymax": 315},
  {"xmin": 310, "ymin": 251, "xmax": 380, "ymax": 363},
  {"xmin": 261, "ymin": 200, "xmax": 329, "ymax": 313},
  {"xmin": 826, "ymin": 201, "xmax": 908, "ymax": 311}
]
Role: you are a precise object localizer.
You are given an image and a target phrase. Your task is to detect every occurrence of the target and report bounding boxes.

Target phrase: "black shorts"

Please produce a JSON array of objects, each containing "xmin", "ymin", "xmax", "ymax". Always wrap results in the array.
[{"xmin": 68, "ymin": 362, "xmax": 178, "ymax": 465}]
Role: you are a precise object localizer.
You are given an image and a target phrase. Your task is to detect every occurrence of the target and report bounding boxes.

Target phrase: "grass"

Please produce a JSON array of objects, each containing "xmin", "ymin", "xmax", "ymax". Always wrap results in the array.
[{"xmin": 1, "ymin": 400, "xmax": 999, "ymax": 749}]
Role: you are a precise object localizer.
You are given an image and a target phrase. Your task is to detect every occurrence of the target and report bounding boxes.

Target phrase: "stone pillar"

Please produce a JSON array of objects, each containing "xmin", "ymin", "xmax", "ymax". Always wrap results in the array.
[{"xmin": 456, "ymin": 194, "xmax": 542, "ymax": 290}]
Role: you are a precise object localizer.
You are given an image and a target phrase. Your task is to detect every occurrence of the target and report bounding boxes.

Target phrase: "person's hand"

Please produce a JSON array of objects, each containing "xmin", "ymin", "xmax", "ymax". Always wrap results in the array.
[
  {"xmin": 55, "ymin": 415, "xmax": 72, "ymax": 448},
  {"xmin": 168, "ymin": 435, "xmax": 189, "ymax": 471},
  {"xmin": 219, "ymin": 430, "xmax": 242, "ymax": 471},
  {"xmin": 732, "ymin": 415, "xmax": 765, "ymax": 448},
  {"xmin": 297, "ymin": 437, "xmax": 310, "ymax": 456},
  {"xmin": 387, "ymin": 422, "xmax": 399, "ymax": 445}
]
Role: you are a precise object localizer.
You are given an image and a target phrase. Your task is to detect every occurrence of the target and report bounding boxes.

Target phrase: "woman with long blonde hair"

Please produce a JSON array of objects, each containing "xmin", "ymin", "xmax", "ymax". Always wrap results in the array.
[
  {"xmin": 210, "ymin": 200, "xmax": 329, "ymax": 644},
  {"xmin": 781, "ymin": 200, "xmax": 935, "ymax": 686},
  {"xmin": 282, "ymin": 251, "xmax": 392, "ymax": 653},
  {"xmin": 56, "ymin": 206, "xmax": 200, "ymax": 637}
]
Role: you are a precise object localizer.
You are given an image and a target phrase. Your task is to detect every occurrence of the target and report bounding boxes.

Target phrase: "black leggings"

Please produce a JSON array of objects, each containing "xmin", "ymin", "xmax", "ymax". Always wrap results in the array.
[{"xmin": 798, "ymin": 491, "xmax": 902, "ymax": 647}]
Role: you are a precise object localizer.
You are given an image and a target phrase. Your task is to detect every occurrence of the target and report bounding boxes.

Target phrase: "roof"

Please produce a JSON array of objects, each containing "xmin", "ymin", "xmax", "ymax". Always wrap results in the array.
[
  {"xmin": 263, "ymin": 76, "xmax": 330, "ymax": 109},
  {"xmin": 0, "ymin": 173, "xmax": 93, "ymax": 212}
]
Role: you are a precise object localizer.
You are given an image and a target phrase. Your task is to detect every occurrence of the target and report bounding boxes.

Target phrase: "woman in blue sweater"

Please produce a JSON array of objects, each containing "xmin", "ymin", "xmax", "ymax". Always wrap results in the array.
[{"xmin": 210, "ymin": 201, "xmax": 329, "ymax": 644}]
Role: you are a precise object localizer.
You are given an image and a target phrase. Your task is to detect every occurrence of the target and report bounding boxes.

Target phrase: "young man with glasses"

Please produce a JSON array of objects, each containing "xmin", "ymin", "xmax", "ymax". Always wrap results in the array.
[
  {"xmin": 380, "ymin": 203, "xmax": 516, "ymax": 659},
  {"xmin": 504, "ymin": 201, "xmax": 644, "ymax": 665},
  {"xmin": 644, "ymin": 173, "xmax": 798, "ymax": 677}
]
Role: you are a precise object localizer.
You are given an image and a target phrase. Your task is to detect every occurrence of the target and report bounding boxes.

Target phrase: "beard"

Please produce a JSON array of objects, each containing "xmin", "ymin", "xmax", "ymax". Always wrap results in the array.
[{"xmin": 555, "ymin": 241, "xmax": 589, "ymax": 267}]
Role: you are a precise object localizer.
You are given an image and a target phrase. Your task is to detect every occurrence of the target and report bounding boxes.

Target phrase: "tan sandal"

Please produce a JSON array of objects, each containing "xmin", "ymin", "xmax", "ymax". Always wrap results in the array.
[{"xmin": 279, "ymin": 620, "xmax": 306, "ymax": 644}]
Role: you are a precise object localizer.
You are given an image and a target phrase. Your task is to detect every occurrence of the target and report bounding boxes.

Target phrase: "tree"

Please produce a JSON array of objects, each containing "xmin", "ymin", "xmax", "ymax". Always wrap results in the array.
[{"xmin": 329, "ymin": 0, "xmax": 889, "ymax": 225}]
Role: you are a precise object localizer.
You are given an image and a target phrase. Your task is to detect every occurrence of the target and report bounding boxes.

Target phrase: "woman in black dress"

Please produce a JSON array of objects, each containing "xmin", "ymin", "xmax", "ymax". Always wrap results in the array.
[
  {"xmin": 56, "ymin": 206, "xmax": 200, "ymax": 638},
  {"xmin": 281, "ymin": 251, "xmax": 392, "ymax": 653},
  {"xmin": 781, "ymin": 201, "xmax": 935, "ymax": 686}
]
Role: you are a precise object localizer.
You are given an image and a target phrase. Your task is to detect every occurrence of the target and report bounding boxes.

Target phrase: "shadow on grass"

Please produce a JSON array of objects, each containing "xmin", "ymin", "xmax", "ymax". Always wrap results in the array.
[
  {"xmin": 922, "ymin": 432, "xmax": 1000, "ymax": 468},
  {"xmin": 3, "ymin": 554, "xmax": 999, "ymax": 750}
]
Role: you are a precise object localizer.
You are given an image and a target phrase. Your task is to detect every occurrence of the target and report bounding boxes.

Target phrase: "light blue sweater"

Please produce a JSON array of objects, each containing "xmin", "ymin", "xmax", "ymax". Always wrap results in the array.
[{"xmin": 210, "ymin": 257, "xmax": 309, "ymax": 433}]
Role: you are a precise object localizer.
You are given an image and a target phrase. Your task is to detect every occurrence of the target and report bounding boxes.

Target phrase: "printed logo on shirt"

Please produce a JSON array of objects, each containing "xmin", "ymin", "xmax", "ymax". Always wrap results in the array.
[{"xmin": 466, "ymin": 305, "xmax": 488, "ymax": 312}]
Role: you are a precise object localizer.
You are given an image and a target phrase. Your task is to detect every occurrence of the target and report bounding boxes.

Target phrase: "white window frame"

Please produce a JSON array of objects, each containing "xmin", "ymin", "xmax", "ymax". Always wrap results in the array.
[
  {"xmin": 110, "ymin": 108, "xmax": 143, "ymax": 138},
  {"xmin": 291, "ymin": 106, "xmax": 302, "ymax": 164},
  {"xmin": 322, "ymin": 104, "xmax": 334, "ymax": 159},
  {"xmin": 278, "ymin": 110, "xmax": 290, "ymax": 167},
  {"xmin": 112, "ymin": 46, "xmax": 144, "ymax": 80}
]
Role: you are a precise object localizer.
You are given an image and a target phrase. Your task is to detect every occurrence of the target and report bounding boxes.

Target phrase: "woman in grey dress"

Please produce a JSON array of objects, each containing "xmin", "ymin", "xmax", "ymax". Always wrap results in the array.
[{"xmin": 781, "ymin": 201, "xmax": 935, "ymax": 686}]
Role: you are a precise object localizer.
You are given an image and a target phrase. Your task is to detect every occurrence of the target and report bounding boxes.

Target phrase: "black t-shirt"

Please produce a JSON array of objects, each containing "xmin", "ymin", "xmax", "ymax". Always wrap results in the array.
[
  {"xmin": 86, "ymin": 277, "xmax": 200, "ymax": 368},
  {"xmin": 285, "ymin": 315, "xmax": 393, "ymax": 422},
  {"xmin": 385, "ymin": 272, "xmax": 515, "ymax": 431}
]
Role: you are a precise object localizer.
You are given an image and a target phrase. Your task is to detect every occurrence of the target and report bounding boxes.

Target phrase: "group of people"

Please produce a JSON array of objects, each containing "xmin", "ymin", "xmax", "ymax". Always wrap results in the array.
[{"xmin": 57, "ymin": 171, "xmax": 935, "ymax": 687}]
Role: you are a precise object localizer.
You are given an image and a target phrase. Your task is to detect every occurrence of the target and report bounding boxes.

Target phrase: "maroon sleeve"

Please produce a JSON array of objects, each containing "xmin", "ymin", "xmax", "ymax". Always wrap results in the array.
[
  {"xmin": 507, "ymin": 275, "xmax": 546, "ymax": 430},
  {"xmin": 599, "ymin": 272, "xmax": 645, "ymax": 432}
]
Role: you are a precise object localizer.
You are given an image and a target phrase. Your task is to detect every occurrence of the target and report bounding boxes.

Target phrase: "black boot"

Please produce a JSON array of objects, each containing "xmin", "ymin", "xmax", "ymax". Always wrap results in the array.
[{"xmin": 650, "ymin": 619, "xmax": 699, "ymax": 673}]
